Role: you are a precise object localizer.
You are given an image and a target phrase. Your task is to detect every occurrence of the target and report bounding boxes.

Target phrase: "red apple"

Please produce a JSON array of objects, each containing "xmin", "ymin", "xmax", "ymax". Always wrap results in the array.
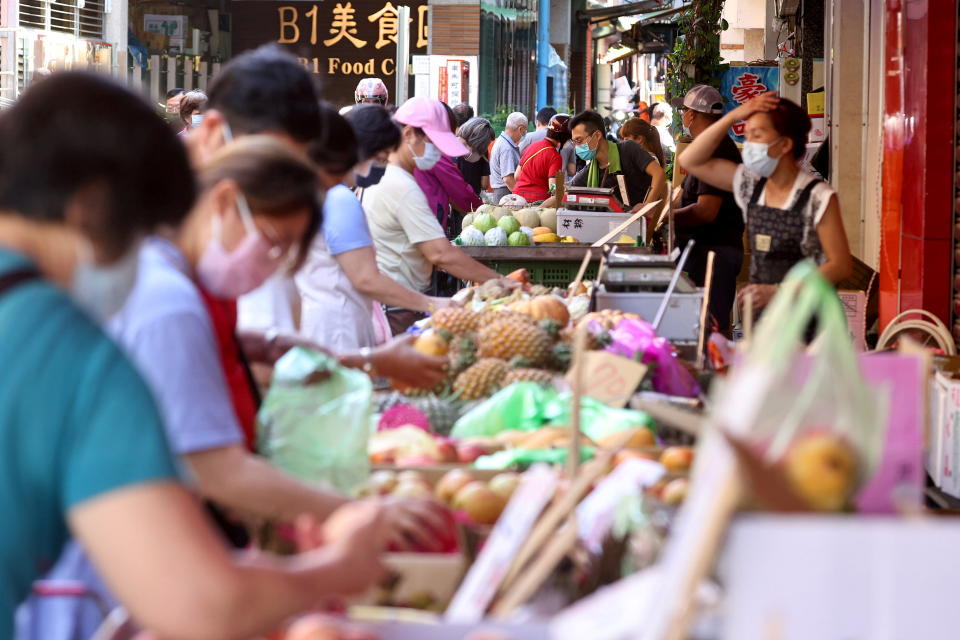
[
  {"xmin": 456, "ymin": 442, "xmax": 488, "ymax": 464},
  {"xmin": 392, "ymin": 480, "xmax": 433, "ymax": 499},
  {"xmin": 435, "ymin": 438, "xmax": 459, "ymax": 464},
  {"xmin": 453, "ymin": 481, "xmax": 506, "ymax": 525},
  {"xmin": 488, "ymin": 472, "xmax": 522, "ymax": 501},
  {"xmin": 435, "ymin": 468, "xmax": 476, "ymax": 504},
  {"xmin": 395, "ymin": 454, "xmax": 438, "ymax": 467}
]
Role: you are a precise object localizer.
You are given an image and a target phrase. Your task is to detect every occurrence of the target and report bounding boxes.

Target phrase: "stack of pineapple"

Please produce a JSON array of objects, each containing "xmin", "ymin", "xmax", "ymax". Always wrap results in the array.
[{"xmin": 430, "ymin": 306, "xmax": 574, "ymax": 401}]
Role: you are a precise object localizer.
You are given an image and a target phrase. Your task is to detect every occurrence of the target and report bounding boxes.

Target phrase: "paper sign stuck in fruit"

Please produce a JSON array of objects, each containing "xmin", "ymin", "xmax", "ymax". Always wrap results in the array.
[{"xmin": 565, "ymin": 351, "xmax": 647, "ymax": 408}]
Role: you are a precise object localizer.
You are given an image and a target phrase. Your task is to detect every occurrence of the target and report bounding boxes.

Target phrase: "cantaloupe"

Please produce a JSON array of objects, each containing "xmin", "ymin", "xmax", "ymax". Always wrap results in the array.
[
  {"xmin": 532, "ymin": 226, "xmax": 553, "ymax": 236},
  {"xmin": 538, "ymin": 208, "xmax": 557, "ymax": 232},
  {"xmin": 476, "ymin": 204, "xmax": 496, "ymax": 215},
  {"xmin": 461, "ymin": 213, "xmax": 475, "ymax": 231},
  {"xmin": 492, "ymin": 206, "xmax": 513, "ymax": 221},
  {"xmin": 515, "ymin": 208, "xmax": 541, "ymax": 229}
]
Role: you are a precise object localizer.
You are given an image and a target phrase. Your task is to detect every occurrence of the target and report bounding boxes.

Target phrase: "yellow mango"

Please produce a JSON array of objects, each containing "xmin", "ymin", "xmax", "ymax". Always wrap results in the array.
[{"xmin": 533, "ymin": 233, "xmax": 561, "ymax": 243}]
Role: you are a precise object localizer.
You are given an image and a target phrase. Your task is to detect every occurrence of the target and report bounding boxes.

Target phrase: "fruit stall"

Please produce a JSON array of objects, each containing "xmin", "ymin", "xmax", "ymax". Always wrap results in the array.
[{"xmin": 255, "ymin": 258, "xmax": 943, "ymax": 638}]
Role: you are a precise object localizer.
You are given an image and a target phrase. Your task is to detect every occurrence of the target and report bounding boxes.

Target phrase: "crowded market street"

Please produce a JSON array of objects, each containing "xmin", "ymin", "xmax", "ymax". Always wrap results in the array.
[{"xmin": 0, "ymin": 0, "xmax": 958, "ymax": 638}]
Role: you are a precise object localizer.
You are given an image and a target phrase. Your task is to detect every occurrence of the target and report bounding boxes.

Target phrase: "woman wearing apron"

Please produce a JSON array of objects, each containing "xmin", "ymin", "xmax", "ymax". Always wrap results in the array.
[{"xmin": 678, "ymin": 91, "xmax": 853, "ymax": 310}]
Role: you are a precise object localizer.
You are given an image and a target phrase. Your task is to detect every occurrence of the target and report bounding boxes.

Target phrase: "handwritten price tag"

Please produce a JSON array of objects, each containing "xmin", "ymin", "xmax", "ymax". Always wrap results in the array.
[
  {"xmin": 444, "ymin": 464, "xmax": 559, "ymax": 623},
  {"xmin": 565, "ymin": 351, "xmax": 647, "ymax": 408}
]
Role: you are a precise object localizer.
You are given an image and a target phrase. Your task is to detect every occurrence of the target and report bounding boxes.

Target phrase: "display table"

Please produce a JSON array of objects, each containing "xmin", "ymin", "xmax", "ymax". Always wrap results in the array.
[{"xmin": 460, "ymin": 245, "xmax": 650, "ymax": 288}]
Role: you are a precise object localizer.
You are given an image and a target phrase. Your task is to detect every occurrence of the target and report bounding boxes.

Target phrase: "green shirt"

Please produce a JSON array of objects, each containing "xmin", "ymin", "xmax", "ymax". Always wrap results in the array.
[{"xmin": 0, "ymin": 248, "xmax": 180, "ymax": 637}]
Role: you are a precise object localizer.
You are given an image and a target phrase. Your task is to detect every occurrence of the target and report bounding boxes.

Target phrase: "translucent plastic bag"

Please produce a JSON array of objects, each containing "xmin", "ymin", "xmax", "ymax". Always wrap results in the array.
[
  {"xmin": 715, "ymin": 261, "xmax": 886, "ymax": 482},
  {"xmin": 257, "ymin": 347, "xmax": 373, "ymax": 494}
]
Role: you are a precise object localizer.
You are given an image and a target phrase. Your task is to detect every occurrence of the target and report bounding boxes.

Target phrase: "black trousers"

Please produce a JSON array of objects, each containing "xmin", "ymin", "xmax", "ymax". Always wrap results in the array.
[{"xmin": 681, "ymin": 244, "xmax": 743, "ymax": 334}]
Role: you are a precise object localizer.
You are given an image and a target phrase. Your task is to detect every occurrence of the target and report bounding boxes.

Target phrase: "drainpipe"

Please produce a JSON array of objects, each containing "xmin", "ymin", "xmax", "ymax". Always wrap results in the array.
[{"xmin": 536, "ymin": 0, "xmax": 550, "ymax": 110}]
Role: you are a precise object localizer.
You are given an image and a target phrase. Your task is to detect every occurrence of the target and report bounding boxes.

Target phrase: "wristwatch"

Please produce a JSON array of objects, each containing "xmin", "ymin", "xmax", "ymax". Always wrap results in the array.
[{"xmin": 358, "ymin": 347, "xmax": 376, "ymax": 376}]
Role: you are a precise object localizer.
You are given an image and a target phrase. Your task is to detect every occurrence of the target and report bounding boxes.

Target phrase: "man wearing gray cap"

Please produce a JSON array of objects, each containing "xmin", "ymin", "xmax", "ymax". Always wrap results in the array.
[{"xmin": 671, "ymin": 84, "xmax": 743, "ymax": 333}]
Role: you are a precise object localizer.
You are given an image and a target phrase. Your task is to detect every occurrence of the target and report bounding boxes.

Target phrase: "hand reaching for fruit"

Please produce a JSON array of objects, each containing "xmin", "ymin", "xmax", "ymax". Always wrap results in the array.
[
  {"xmin": 369, "ymin": 335, "xmax": 448, "ymax": 390},
  {"xmin": 378, "ymin": 495, "xmax": 456, "ymax": 552},
  {"xmin": 292, "ymin": 501, "xmax": 389, "ymax": 595}
]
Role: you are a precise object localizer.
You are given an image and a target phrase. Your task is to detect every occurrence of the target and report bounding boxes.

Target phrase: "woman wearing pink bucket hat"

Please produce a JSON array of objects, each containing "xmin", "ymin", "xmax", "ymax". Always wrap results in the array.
[{"xmin": 363, "ymin": 96, "xmax": 511, "ymax": 334}]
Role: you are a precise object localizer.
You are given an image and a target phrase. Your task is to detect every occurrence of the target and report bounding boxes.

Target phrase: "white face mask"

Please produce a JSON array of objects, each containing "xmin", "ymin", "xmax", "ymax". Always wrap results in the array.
[
  {"xmin": 742, "ymin": 139, "xmax": 783, "ymax": 178},
  {"xmin": 410, "ymin": 140, "xmax": 442, "ymax": 171},
  {"xmin": 191, "ymin": 113, "xmax": 204, "ymax": 128},
  {"xmin": 70, "ymin": 239, "xmax": 140, "ymax": 321}
]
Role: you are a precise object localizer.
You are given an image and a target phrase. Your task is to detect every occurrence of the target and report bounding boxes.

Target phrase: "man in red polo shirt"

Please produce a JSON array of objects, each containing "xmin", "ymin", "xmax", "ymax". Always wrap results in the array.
[{"xmin": 512, "ymin": 114, "xmax": 571, "ymax": 204}]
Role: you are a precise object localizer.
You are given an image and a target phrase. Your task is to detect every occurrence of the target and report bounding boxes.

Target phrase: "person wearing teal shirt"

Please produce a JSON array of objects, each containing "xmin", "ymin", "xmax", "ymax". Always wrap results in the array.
[{"xmin": 0, "ymin": 72, "xmax": 388, "ymax": 639}]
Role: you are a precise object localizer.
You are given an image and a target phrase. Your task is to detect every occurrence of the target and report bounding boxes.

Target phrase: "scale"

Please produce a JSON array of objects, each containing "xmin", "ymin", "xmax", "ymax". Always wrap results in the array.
[
  {"xmin": 594, "ymin": 245, "xmax": 704, "ymax": 344},
  {"xmin": 560, "ymin": 186, "xmax": 625, "ymax": 213},
  {"xmin": 557, "ymin": 186, "xmax": 648, "ymax": 242}
]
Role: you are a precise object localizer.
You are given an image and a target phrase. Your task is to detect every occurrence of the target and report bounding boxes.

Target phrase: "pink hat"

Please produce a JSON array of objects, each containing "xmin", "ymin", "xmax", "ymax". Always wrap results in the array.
[{"xmin": 394, "ymin": 97, "xmax": 469, "ymax": 158}]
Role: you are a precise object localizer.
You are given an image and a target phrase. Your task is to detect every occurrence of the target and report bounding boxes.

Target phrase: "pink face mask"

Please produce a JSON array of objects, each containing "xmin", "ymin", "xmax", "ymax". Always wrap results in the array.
[{"xmin": 196, "ymin": 193, "xmax": 284, "ymax": 299}]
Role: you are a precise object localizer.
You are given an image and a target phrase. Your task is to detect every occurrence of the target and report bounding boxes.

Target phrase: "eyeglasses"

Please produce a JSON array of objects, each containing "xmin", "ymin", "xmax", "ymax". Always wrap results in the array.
[{"xmin": 570, "ymin": 130, "xmax": 598, "ymax": 146}]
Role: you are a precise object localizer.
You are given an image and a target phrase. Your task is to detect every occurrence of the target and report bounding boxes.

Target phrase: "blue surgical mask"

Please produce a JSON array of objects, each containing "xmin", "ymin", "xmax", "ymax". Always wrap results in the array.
[
  {"xmin": 742, "ymin": 139, "xmax": 783, "ymax": 178},
  {"xmin": 191, "ymin": 113, "xmax": 203, "ymax": 128},
  {"xmin": 575, "ymin": 134, "xmax": 598, "ymax": 161},
  {"xmin": 70, "ymin": 240, "xmax": 140, "ymax": 321}
]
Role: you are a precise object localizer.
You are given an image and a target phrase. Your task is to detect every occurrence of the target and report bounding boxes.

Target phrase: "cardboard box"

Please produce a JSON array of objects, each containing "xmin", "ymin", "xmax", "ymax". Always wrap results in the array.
[
  {"xmin": 556, "ymin": 209, "xmax": 645, "ymax": 243},
  {"xmin": 933, "ymin": 370, "xmax": 960, "ymax": 497},
  {"xmin": 837, "ymin": 289, "xmax": 866, "ymax": 351},
  {"xmin": 353, "ymin": 553, "xmax": 467, "ymax": 609}
]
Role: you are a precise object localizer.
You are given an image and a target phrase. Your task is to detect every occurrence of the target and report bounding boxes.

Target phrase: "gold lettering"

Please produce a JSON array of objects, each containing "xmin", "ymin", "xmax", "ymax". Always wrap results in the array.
[
  {"xmin": 416, "ymin": 6, "xmax": 429, "ymax": 49},
  {"xmin": 381, "ymin": 58, "xmax": 395, "ymax": 75},
  {"xmin": 324, "ymin": 3, "xmax": 368, "ymax": 48},
  {"xmin": 306, "ymin": 5, "xmax": 320, "ymax": 45},
  {"xmin": 328, "ymin": 57, "xmax": 342, "ymax": 73},
  {"xmin": 368, "ymin": 2, "xmax": 399, "ymax": 50},
  {"xmin": 278, "ymin": 7, "xmax": 300, "ymax": 44}
]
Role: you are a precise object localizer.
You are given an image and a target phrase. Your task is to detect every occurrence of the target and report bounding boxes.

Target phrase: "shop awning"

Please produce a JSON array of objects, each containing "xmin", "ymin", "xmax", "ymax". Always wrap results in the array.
[{"xmin": 581, "ymin": 2, "xmax": 689, "ymax": 26}]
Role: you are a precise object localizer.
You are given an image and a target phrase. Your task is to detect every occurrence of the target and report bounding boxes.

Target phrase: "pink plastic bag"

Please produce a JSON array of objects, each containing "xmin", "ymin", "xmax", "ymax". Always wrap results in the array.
[{"xmin": 603, "ymin": 318, "xmax": 701, "ymax": 398}]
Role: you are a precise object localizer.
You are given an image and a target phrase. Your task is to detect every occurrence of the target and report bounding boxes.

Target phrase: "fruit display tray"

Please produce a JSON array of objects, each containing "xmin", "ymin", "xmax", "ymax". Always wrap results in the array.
[{"xmin": 460, "ymin": 245, "xmax": 650, "ymax": 289}]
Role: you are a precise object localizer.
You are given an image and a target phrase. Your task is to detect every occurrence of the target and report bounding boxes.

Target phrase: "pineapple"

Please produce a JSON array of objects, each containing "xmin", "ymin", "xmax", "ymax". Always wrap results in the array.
[
  {"xmin": 432, "ymin": 307, "xmax": 479, "ymax": 336},
  {"xmin": 476, "ymin": 308, "xmax": 535, "ymax": 329},
  {"xmin": 502, "ymin": 368, "xmax": 557, "ymax": 388},
  {"xmin": 448, "ymin": 333, "xmax": 478, "ymax": 375},
  {"xmin": 453, "ymin": 358, "xmax": 509, "ymax": 400},
  {"xmin": 477, "ymin": 317, "xmax": 554, "ymax": 367},
  {"xmin": 560, "ymin": 325, "xmax": 611, "ymax": 351}
]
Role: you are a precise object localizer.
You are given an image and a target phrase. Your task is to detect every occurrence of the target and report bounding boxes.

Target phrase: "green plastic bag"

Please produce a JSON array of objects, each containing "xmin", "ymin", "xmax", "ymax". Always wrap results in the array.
[
  {"xmin": 451, "ymin": 382, "xmax": 654, "ymax": 441},
  {"xmin": 257, "ymin": 347, "xmax": 373, "ymax": 494},
  {"xmin": 451, "ymin": 382, "xmax": 557, "ymax": 438},
  {"xmin": 542, "ymin": 394, "xmax": 655, "ymax": 442}
]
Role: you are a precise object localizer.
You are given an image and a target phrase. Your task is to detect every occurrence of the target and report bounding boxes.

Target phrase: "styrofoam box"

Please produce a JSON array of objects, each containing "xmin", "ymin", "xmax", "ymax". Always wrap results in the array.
[{"xmin": 556, "ymin": 209, "xmax": 644, "ymax": 243}]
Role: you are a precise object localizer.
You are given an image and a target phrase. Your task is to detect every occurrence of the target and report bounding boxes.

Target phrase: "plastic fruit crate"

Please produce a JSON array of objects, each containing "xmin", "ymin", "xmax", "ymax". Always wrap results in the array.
[{"xmin": 489, "ymin": 261, "xmax": 598, "ymax": 288}]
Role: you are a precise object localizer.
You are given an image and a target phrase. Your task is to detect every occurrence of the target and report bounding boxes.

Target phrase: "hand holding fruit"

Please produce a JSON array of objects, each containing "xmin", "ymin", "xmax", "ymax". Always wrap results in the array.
[
  {"xmin": 378, "ymin": 495, "xmax": 456, "ymax": 552},
  {"xmin": 293, "ymin": 500, "xmax": 388, "ymax": 595},
  {"xmin": 372, "ymin": 335, "xmax": 448, "ymax": 390}
]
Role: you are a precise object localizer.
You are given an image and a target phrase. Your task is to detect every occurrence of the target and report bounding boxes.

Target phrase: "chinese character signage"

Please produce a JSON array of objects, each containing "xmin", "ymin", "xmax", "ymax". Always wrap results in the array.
[
  {"xmin": 230, "ymin": 0, "xmax": 429, "ymax": 106},
  {"xmin": 720, "ymin": 66, "xmax": 780, "ymax": 143}
]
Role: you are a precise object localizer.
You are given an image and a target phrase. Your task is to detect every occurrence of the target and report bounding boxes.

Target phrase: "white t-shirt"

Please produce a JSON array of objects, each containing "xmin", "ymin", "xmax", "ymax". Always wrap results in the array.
[
  {"xmin": 363, "ymin": 164, "xmax": 446, "ymax": 292},
  {"xmin": 732, "ymin": 165, "xmax": 836, "ymax": 265},
  {"xmin": 732, "ymin": 165, "xmax": 835, "ymax": 227}
]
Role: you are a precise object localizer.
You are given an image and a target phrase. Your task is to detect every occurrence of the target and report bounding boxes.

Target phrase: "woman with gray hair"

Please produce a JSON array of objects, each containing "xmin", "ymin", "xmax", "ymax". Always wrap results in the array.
[{"xmin": 456, "ymin": 116, "xmax": 496, "ymax": 197}]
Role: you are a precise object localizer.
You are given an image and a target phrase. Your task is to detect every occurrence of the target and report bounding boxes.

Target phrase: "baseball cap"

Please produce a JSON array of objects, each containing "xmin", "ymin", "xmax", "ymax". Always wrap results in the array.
[
  {"xmin": 394, "ymin": 97, "xmax": 469, "ymax": 158},
  {"xmin": 671, "ymin": 84, "xmax": 724, "ymax": 115}
]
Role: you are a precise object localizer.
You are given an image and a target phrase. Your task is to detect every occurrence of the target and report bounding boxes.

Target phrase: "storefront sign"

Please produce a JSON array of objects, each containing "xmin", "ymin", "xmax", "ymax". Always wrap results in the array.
[
  {"xmin": 231, "ymin": 0, "xmax": 428, "ymax": 106},
  {"xmin": 720, "ymin": 66, "xmax": 781, "ymax": 143}
]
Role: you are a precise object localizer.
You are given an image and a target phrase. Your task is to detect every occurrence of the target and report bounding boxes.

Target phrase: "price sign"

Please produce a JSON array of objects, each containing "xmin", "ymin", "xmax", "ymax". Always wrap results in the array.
[
  {"xmin": 444, "ymin": 464, "xmax": 559, "ymax": 623},
  {"xmin": 565, "ymin": 351, "xmax": 647, "ymax": 408}
]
